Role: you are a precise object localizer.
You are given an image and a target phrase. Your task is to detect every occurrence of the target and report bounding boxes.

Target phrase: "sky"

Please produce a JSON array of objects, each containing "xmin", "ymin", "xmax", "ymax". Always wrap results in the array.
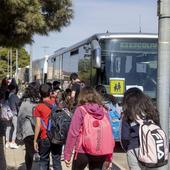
[{"xmin": 25, "ymin": 0, "xmax": 158, "ymax": 60}]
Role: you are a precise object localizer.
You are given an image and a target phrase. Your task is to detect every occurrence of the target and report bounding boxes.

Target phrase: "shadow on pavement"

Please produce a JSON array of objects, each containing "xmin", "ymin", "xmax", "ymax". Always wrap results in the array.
[
  {"xmin": 0, "ymin": 121, "xmax": 7, "ymax": 170},
  {"xmin": 17, "ymin": 163, "xmax": 26, "ymax": 170},
  {"xmin": 17, "ymin": 162, "xmax": 39, "ymax": 170},
  {"xmin": 7, "ymin": 166, "xmax": 18, "ymax": 170},
  {"xmin": 114, "ymin": 142, "xmax": 125, "ymax": 153},
  {"xmin": 111, "ymin": 163, "xmax": 121, "ymax": 170}
]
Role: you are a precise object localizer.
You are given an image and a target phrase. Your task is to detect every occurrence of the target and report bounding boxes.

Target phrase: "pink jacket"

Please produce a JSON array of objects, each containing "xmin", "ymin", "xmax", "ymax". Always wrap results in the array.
[{"xmin": 64, "ymin": 103, "xmax": 112, "ymax": 161}]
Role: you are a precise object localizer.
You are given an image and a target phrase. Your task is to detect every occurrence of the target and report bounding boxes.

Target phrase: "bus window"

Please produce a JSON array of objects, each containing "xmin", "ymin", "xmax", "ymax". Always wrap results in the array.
[{"xmin": 99, "ymin": 38, "xmax": 157, "ymax": 98}]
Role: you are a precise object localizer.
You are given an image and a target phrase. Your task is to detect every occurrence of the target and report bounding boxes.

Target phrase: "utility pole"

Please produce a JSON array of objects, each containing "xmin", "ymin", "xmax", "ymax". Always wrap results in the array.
[
  {"xmin": 29, "ymin": 44, "xmax": 33, "ymax": 83},
  {"xmin": 139, "ymin": 15, "xmax": 142, "ymax": 33},
  {"xmin": 15, "ymin": 49, "xmax": 18, "ymax": 83},
  {"xmin": 157, "ymin": 0, "xmax": 170, "ymax": 169},
  {"xmin": 7, "ymin": 50, "xmax": 10, "ymax": 78},
  {"xmin": 42, "ymin": 46, "xmax": 49, "ymax": 83},
  {"xmin": 10, "ymin": 48, "xmax": 12, "ymax": 78}
]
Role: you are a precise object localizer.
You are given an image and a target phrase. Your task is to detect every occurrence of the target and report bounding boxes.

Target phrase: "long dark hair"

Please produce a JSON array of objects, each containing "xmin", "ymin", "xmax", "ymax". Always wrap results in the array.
[
  {"xmin": 1, "ymin": 77, "xmax": 8, "ymax": 90},
  {"xmin": 122, "ymin": 87, "xmax": 160, "ymax": 125},
  {"xmin": 22, "ymin": 82, "xmax": 40, "ymax": 103}
]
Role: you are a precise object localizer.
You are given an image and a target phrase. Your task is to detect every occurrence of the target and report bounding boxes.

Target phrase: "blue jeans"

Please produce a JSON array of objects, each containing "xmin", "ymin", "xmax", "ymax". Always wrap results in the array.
[
  {"xmin": 6, "ymin": 115, "xmax": 17, "ymax": 142},
  {"xmin": 39, "ymin": 138, "xmax": 62, "ymax": 170}
]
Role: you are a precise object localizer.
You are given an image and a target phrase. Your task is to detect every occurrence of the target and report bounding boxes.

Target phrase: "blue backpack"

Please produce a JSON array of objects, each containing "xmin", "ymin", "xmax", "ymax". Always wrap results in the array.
[{"xmin": 105, "ymin": 102, "xmax": 121, "ymax": 141}]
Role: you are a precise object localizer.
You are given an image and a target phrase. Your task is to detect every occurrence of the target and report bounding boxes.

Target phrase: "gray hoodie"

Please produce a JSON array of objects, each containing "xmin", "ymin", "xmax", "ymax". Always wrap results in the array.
[{"xmin": 17, "ymin": 99, "xmax": 36, "ymax": 140}]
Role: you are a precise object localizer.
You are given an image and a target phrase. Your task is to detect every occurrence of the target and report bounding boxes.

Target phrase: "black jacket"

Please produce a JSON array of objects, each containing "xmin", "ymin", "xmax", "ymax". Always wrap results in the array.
[{"xmin": 120, "ymin": 116, "xmax": 140, "ymax": 152}]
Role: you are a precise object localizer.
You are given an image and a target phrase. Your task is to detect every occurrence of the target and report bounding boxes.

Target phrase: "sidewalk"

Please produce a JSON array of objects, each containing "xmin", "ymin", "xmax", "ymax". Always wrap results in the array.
[
  {"xmin": 5, "ymin": 144, "xmax": 72, "ymax": 170},
  {"xmin": 2, "ymin": 138, "xmax": 170, "ymax": 170},
  {"xmin": 0, "ymin": 123, "xmax": 128, "ymax": 170},
  {"xmin": 3, "ymin": 142, "xmax": 129, "ymax": 170},
  {"xmin": 0, "ymin": 136, "xmax": 6, "ymax": 170}
]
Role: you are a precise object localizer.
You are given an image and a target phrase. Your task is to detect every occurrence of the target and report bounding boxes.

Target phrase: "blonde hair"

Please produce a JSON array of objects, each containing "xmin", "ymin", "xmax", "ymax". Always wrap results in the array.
[{"xmin": 77, "ymin": 86, "xmax": 103, "ymax": 106}]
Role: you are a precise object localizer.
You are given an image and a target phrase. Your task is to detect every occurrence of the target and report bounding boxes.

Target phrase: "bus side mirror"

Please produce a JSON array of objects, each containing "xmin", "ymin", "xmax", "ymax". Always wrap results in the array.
[
  {"xmin": 92, "ymin": 48, "xmax": 101, "ymax": 68},
  {"xmin": 91, "ymin": 40, "xmax": 101, "ymax": 68}
]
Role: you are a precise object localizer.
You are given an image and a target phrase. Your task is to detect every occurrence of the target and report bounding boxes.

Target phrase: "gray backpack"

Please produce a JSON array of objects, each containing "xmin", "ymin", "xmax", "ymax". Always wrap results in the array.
[{"xmin": 0, "ymin": 101, "xmax": 13, "ymax": 121}]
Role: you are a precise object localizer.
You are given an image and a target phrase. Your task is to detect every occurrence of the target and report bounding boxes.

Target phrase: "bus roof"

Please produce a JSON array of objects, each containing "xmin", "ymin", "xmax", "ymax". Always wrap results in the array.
[
  {"xmin": 52, "ymin": 33, "xmax": 158, "ymax": 57},
  {"xmin": 96, "ymin": 33, "xmax": 158, "ymax": 39}
]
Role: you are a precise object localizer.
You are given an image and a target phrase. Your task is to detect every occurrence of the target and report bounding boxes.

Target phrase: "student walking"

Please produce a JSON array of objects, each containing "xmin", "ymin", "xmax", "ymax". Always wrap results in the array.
[
  {"xmin": 33, "ymin": 84, "xmax": 63, "ymax": 170},
  {"xmin": 121, "ymin": 87, "xmax": 165, "ymax": 170},
  {"xmin": 6, "ymin": 84, "xmax": 20, "ymax": 149},
  {"xmin": 69, "ymin": 73, "xmax": 82, "ymax": 106},
  {"xmin": 95, "ymin": 85, "xmax": 121, "ymax": 141},
  {"xmin": 17, "ymin": 82, "xmax": 40, "ymax": 170},
  {"xmin": 64, "ymin": 86, "xmax": 114, "ymax": 170}
]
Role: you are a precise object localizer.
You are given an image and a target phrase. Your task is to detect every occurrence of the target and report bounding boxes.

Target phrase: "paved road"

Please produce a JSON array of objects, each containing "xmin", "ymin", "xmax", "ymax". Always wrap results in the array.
[
  {"xmin": 0, "ymin": 135, "xmax": 129, "ymax": 170},
  {"xmin": 1, "ymin": 122, "xmax": 169, "ymax": 170},
  {"xmin": 2, "ymin": 136, "xmax": 170, "ymax": 170},
  {"xmin": 0, "ymin": 121, "xmax": 128, "ymax": 170}
]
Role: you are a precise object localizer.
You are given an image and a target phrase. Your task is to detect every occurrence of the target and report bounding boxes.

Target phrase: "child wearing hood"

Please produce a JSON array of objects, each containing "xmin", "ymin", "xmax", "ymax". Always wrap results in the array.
[{"xmin": 64, "ymin": 86, "xmax": 114, "ymax": 170}]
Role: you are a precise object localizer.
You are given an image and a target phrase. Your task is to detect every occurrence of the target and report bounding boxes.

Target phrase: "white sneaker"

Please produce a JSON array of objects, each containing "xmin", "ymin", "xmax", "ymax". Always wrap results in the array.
[
  {"xmin": 5, "ymin": 142, "xmax": 10, "ymax": 148},
  {"xmin": 10, "ymin": 143, "xmax": 19, "ymax": 149}
]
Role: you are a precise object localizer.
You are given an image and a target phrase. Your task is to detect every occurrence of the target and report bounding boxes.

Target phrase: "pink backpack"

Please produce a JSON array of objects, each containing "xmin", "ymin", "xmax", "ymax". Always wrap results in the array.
[
  {"xmin": 79, "ymin": 106, "xmax": 115, "ymax": 156},
  {"xmin": 136, "ymin": 116, "xmax": 168, "ymax": 168}
]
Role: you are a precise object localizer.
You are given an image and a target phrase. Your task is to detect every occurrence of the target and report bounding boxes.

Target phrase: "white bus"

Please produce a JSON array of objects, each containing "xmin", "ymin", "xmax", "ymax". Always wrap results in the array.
[{"xmin": 33, "ymin": 33, "xmax": 158, "ymax": 99}]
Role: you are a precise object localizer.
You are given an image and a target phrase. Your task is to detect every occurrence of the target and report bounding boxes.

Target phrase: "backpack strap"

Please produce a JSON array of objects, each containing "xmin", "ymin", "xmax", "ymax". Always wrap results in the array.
[
  {"xmin": 74, "ymin": 106, "xmax": 87, "ymax": 160},
  {"xmin": 40, "ymin": 102, "xmax": 53, "ymax": 131},
  {"xmin": 43, "ymin": 101, "xmax": 53, "ymax": 109},
  {"xmin": 41, "ymin": 119, "xmax": 47, "ymax": 129},
  {"xmin": 133, "ymin": 148, "xmax": 139, "ymax": 161},
  {"xmin": 80, "ymin": 106, "xmax": 88, "ymax": 115},
  {"xmin": 25, "ymin": 116, "xmax": 35, "ymax": 131},
  {"xmin": 135, "ymin": 115, "xmax": 144, "ymax": 125},
  {"xmin": 135, "ymin": 115, "xmax": 154, "ymax": 125},
  {"xmin": 41, "ymin": 118, "xmax": 52, "ymax": 132}
]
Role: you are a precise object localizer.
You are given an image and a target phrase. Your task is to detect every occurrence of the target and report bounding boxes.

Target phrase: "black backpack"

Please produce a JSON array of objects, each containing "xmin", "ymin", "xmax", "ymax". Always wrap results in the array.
[{"xmin": 41, "ymin": 102, "xmax": 71, "ymax": 145}]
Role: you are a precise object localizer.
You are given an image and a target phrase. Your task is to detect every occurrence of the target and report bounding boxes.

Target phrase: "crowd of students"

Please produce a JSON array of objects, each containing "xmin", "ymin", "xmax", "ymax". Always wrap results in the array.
[{"xmin": 0, "ymin": 73, "xmax": 164, "ymax": 170}]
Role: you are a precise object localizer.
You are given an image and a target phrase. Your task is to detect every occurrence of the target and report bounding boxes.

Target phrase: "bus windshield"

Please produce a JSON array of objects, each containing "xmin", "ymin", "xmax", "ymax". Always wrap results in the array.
[{"xmin": 99, "ymin": 38, "xmax": 158, "ymax": 98}]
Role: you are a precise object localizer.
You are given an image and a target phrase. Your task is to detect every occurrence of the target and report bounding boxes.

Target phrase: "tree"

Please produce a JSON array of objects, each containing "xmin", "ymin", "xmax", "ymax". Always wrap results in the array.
[
  {"xmin": 0, "ymin": 0, "xmax": 73, "ymax": 47},
  {"xmin": 0, "ymin": 48, "xmax": 30, "ymax": 80}
]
